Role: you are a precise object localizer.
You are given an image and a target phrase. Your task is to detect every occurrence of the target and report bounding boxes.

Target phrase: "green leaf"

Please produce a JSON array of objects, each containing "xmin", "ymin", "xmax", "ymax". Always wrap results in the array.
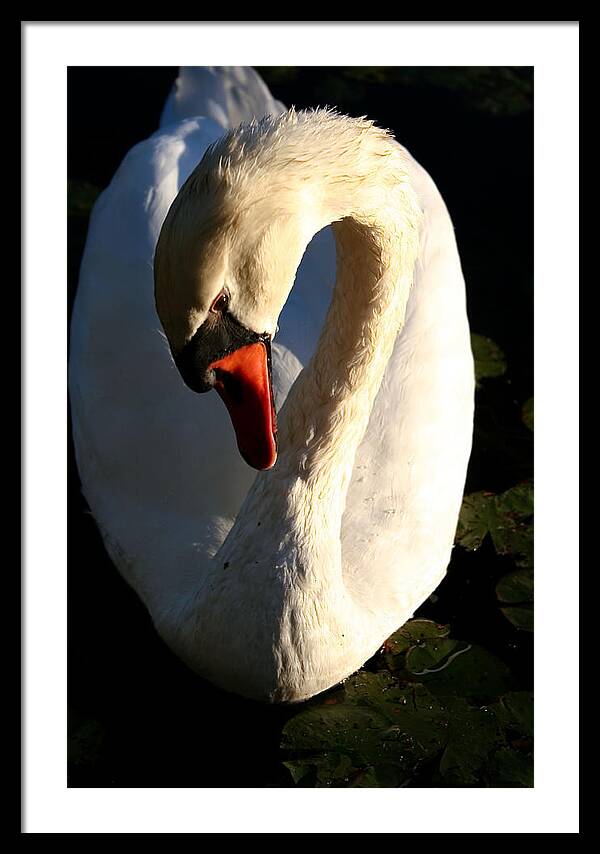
[
  {"xmin": 456, "ymin": 483, "xmax": 533, "ymax": 631},
  {"xmin": 471, "ymin": 334, "xmax": 507, "ymax": 386},
  {"xmin": 495, "ymin": 482, "xmax": 533, "ymax": 518},
  {"xmin": 457, "ymin": 483, "xmax": 535, "ymax": 628},
  {"xmin": 281, "ymin": 704, "xmax": 390, "ymax": 759},
  {"xmin": 281, "ymin": 629, "xmax": 528, "ymax": 787},
  {"xmin": 344, "ymin": 675, "xmax": 448, "ymax": 759},
  {"xmin": 382, "ymin": 629, "xmax": 513, "ymax": 706},
  {"xmin": 405, "ymin": 639, "xmax": 460, "ymax": 674},
  {"xmin": 383, "ymin": 620, "xmax": 451, "ymax": 675},
  {"xmin": 438, "ymin": 698, "xmax": 504, "ymax": 785},
  {"xmin": 455, "ymin": 491, "xmax": 496, "ymax": 550},
  {"xmin": 492, "ymin": 691, "xmax": 534, "ymax": 738},
  {"xmin": 383, "ymin": 618, "xmax": 451, "ymax": 658},
  {"xmin": 343, "ymin": 670, "xmax": 408, "ymax": 713},
  {"xmin": 282, "ymin": 675, "xmax": 454, "ymax": 786},
  {"xmin": 488, "ymin": 747, "xmax": 533, "ymax": 787},
  {"xmin": 345, "ymin": 764, "xmax": 411, "ymax": 787},
  {"xmin": 68, "ymin": 179, "xmax": 102, "ymax": 217},
  {"xmin": 282, "ymin": 758, "xmax": 316, "ymax": 785},
  {"xmin": 419, "ymin": 644, "xmax": 513, "ymax": 704},
  {"xmin": 496, "ymin": 569, "xmax": 533, "ymax": 604},
  {"xmin": 456, "ymin": 483, "xmax": 533, "ymax": 567},
  {"xmin": 280, "ymin": 696, "xmax": 429, "ymax": 783},
  {"xmin": 283, "ymin": 752, "xmax": 355, "ymax": 787},
  {"xmin": 500, "ymin": 606, "xmax": 534, "ymax": 632},
  {"xmin": 522, "ymin": 397, "xmax": 534, "ymax": 431}
]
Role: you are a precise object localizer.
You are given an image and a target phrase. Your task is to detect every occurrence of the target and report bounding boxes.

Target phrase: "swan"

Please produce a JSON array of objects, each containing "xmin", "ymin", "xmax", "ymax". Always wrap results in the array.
[{"xmin": 69, "ymin": 67, "xmax": 474, "ymax": 703}]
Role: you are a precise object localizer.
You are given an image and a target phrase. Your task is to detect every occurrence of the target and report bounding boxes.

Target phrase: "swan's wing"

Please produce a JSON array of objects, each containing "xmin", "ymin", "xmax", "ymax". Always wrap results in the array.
[
  {"xmin": 160, "ymin": 66, "xmax": 285, "ymax": 131},
  {"xmin": 69, "ymin": 106, "xmax": 333, "ymax": 609},
  {"xmin": 70, "ymin": 117, "xmax": 252, "ymax": 602}
]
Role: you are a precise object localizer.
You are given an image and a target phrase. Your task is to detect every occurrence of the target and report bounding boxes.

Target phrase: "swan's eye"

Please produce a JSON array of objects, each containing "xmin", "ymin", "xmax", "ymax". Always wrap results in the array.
[{"xmin": 210, "ymin": 291, "xmax": 229, "ymax": 314}]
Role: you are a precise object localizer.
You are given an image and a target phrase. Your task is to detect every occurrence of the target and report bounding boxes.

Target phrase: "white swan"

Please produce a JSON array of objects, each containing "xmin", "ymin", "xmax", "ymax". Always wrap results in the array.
[{"xmin": 69, "ymin": 67, "xmax": 474, "ymax": 703}]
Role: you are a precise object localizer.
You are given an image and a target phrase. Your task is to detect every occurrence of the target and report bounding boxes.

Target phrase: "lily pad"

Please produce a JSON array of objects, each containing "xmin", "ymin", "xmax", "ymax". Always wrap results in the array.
[
  {"xmin": 496, "ymin": 569, "xmax": 533, "ymax": 604},
  {"xmin": 491, "ymin": 691, "xmax": 533, "ymax": 738},
  {"xmin": 496, "ymin": 570, "xmax": 533, "ymax": 631},
  {"xmin": 383, "ymin": 619, "xmax": 451, "ymax": 655},
  {"xmin": 522, "ymin": 397, "xmax": 534, "ymax": 431},
  {"xmin": 471, "ymin": 334, "xmax": 507, "ymax": 386},
  {"xmin": 281, "ymin": 704, "xmax": 391, "ymax": 759},
  {"xmin": 349, "ymin": 764, "xmax": 408, "ymax": 787},
  {"xmin": 454, "ymin": 491, "xmax": 496, "ymax": 551},
  {"xmin": 347, "ymin": 675, "xmax": 449, "ymax": 756},
  {"xmin": 68, "ymin": 179, "xmax": 102, "ymax": 217},
  {"xmin": 344, "ymin": 674, "xmax": 449, "ymax": 761},
  {"xmin": 456, "ymin": 484, "xmax": 534, "ymax": 628},
  {"xmin": 438, "ymin": 698, "xmax": 504, "ymax": 785},
  {"xmin": 283, "ymin": 751, "xmax": 355, "ymax": 787},
  {"xmin": 382, "ymin": 629, "xmax": 513, "ymax": 705},
  {"xmin": 281, "ymin": 636, "xmax": 522, "ymax": 787},
  {"xmin": 495, "ymin": 482, "xmax": 533, "ymax": 518},
  {"xmin": 282, "ymin": 673, "xmax": 454, "ymax": 786},
  {"xmin": 405, "ymin": 638, "xmax": 460, "ymax": 674},
  {"xmin": 456, "ymin": 483, "xmax": 533, "ymax": 567},
  {"xmin": 416, "ymin": 644, "xmax": 513, "ymax": 704},
  {"xmin": 488, "ymin": 747, "xmax": 533, "ymax": 787},
  {"xmin": 383, "ymin": 619, "xmax": 451, "ymax": 670},
  {"xmin": 484, "ymin": 694, "xmax": 533, "ymax": 785},
  {"xmin": 500, "ymin": 606, "xmax": 534, "ymax": 632}
]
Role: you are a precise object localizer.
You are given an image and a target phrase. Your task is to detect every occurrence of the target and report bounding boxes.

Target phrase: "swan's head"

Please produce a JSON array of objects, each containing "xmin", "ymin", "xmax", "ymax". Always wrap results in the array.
[{"xmin": 154, "ymin": 120, "xmax": 320, "ymax": 470}]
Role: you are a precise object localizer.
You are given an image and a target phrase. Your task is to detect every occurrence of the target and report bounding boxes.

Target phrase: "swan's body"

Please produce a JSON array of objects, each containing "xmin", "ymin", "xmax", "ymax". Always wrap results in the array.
[{"xmin": 69, "ymin": 67, "xmax": 474, "ymax": 702}]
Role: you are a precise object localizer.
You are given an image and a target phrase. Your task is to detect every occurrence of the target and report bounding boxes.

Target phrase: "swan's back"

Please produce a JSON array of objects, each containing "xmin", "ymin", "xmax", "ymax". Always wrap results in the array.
[{"xmin": 160, "ymin": 66, "xmax": 285, "ymax": 131}]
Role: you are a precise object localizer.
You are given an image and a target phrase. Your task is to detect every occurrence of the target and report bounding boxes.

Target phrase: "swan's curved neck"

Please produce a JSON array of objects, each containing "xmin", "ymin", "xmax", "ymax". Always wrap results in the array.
[{"xmin": 266, "ymin": 136, "xmax": 421, "ymax": 524}]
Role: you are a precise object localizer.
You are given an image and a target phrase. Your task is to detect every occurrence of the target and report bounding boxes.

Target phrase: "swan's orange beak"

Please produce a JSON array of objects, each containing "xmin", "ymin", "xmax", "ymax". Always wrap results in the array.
[{"xmin": 209, "ymin": 341, "xmax": 277, "ymax": 470}]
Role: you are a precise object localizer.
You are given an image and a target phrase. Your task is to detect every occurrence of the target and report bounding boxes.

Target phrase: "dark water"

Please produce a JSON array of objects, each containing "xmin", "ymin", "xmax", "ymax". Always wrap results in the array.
[{"xmin": 67, "ymin": 67, "xmax": 533, "ymax": 787}]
